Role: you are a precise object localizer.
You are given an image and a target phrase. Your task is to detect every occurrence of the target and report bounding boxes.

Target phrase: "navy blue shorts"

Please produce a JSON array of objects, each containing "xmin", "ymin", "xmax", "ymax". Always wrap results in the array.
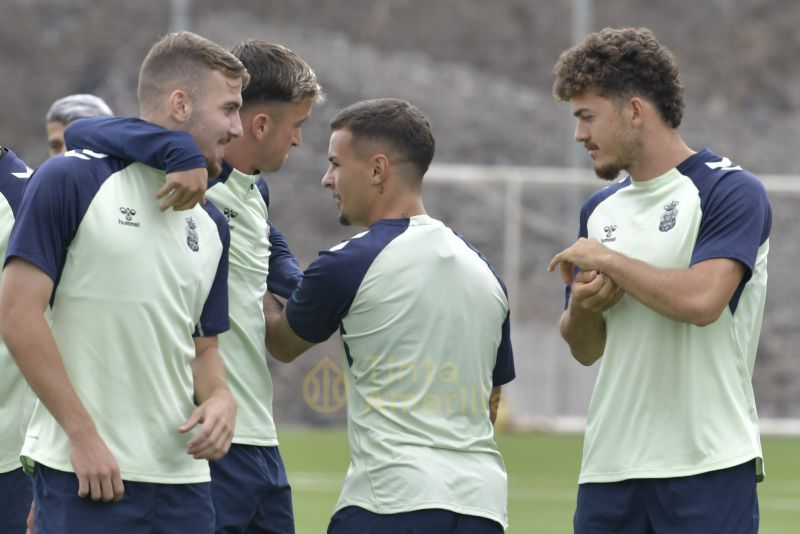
[
  {"xmin": 210, "ymin": 444, "xmax": 294, "ymax": 534},
  {"xmin": 0, "ymin": 467, "xmax": 33, "ymax": 533},
  {"xmin": 574, "ymin": 460, "xmax": 759, "ymax": 534},
  {"xmin": 328, "ymin": 506, "xmax": 504, "ymax": 534},
  {"xmin": 33, "ymin": 464, "xmax": 214, "ymax": 533}
]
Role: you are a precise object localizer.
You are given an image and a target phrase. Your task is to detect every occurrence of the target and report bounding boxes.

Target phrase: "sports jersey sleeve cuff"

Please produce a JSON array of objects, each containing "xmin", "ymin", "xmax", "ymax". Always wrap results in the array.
[
  {"xmin": 4, "ymin": 253, "xmax": 58, "ymax": 283},
  {"xmin": 690, "ymin": 252, "xmax": 754, "ymax": 282},
  {"xmin": 164, "ymin": 132, "xmax": 207, "ymax": 173},
  {"xmin": 285, "ymin": 300, "xmax": 335, "ymax": 344}
]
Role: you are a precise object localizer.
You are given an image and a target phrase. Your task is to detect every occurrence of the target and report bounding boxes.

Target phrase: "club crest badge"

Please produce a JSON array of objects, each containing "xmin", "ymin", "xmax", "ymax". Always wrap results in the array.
[
  {"xmin": 185, "ymin": 217, "xmax": 199, "ymax": 251},
  {"xmin": 659, "ymin": 201, "xmax": 679, "ymax": 232}
]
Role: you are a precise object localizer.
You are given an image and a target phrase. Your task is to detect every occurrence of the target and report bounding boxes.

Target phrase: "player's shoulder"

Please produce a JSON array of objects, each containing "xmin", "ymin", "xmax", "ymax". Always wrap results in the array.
[
  {"xmin": 582, "ymin": 177, "xmax": 632, "ymax": 219},
  {"xmin": 37, "ymin": 149, "xmax": 130, "ymax": 184},
  {"xmin": 681, "ymin": 149, "xmax": 767, "ymax": 199},
  {"xmin": 0, "ymin": 147, "xmax": 32, "ymax": 212},
  {"xmin": 310, "ymin": 219, "xmax": 411, "ymax": 276}
]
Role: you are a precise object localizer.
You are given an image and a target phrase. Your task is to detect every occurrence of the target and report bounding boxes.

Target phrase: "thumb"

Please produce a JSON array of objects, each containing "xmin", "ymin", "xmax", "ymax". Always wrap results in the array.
[{"xmin": 178, "ymin": 407, "xmax": 204, "ymax": 433}]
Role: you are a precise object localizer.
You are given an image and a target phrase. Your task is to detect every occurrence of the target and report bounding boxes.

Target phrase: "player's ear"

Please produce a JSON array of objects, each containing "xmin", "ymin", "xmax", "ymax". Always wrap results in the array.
[
  {"xmin": 168, "ymin": 89, "xmax": 192, "ymax": 124},
  {"xmin": 370, "ymin": 154, "xmax": 389, "ymax": 185},
  {"xmin": 251, "ymin": 113, "xmax": 270, "ymax": 140}
]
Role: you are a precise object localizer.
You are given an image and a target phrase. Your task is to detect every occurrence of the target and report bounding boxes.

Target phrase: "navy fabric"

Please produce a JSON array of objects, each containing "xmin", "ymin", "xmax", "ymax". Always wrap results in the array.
[
  {"xmin": 0, "ymin": 468, "xmax": 32, "ymax": 533},
  {"xmin": 574, "ymin": 460, "xmax": 759, "ymax": 534},
  {"xmin": 210, "ymin": 444, "xmax": 294, "ymax": 534},
  {"xmin": 267, "ymin": 221, "xmax": 302, "ymax": 299},
  {"xmin": 194, "ymin": 200, "xmax": 231, "ymax": 337},
  {"xmin": 0, "ymin": 146, "xmax": 32, "ymax": 217},
  {"xmin": 328, "ymin": 506, "xmax": 503, "ymax": 534},
  {"xmin": 679, "ymin": 149, "xmax": 771, "ymax": 313},
  {"xmin": 65, "ymin": 116, "xmax": 207, "ymax": 173},
  {"xmin": 5, "ymin": 150, "xmax": 130, "ymax": 284},
  {"xmin": 33, "ymin": 464, "xmax": 214, "ymax": 533},
  {"xmin": 285, "ymin": 219, "xmax": 411, "ymax": 344}
]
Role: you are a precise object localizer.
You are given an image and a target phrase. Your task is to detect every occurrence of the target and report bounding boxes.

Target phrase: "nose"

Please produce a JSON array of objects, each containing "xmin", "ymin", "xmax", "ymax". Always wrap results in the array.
[
  {"xmin": 574, "ymin": 121, "xmax": 588, "ymax": 143},
  {"xmin": 230, "ymin": 111, "xmax": 244, "ymax": 140},
  {"xmin": 321, "ymin": 167, "xmax": 334, "ymax": 189}
]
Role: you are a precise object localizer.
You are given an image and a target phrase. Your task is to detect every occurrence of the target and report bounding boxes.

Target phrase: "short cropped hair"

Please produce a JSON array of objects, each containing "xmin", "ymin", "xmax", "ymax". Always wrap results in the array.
[
  {"xmin": 46, "ymin": 94, "xmax": 113, "ymax": 124},
  {"xmin": 553, "ymin": 27, "xmax": 685, "ymax": 128},
  {"xmin": 331, "ymin": 98, "xmax": 435, "ymax": 178},
  {"xmin": 138, "ymin": 31, "xmax": 250, "ymax": 114},
  {"xmin": 231, "ymin": 40, "xmax": 324, "ymax": 109}
]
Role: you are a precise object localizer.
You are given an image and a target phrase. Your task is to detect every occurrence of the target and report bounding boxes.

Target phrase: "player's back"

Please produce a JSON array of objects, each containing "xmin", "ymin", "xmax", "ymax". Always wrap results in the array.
[{"xmin": 334, "ymin": 214, "xmax": 511, "ymax": 526}]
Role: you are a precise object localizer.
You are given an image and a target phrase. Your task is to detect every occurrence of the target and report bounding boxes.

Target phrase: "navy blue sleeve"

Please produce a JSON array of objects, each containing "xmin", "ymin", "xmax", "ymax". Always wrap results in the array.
[
  {"xmin": 65, "ymin": 116, "xmax": 206, "ymax": 173},
  {"xmin": 284, "ymin": 248, "xmax": 360, "ymax": 343},
  {"xmin": 493, "ymin": 313, "xmax": 515, "ymax": 386},
  {"xmin": 267, "ymin": 221, "xmax": 303, "ymax": 299},
  {"xmin": 691, "ymin": 171, "xmax": 771, "ymax": 279},
  {"xmin": 0, "ymin": 147, "xmax": 32, "ymax": 217},
  {"xmin": 194, "ymin": 201, "xmax": 230, "ymax": 337},
  {"xmin": 285, "ymin": 221, "xmax": 410, "ymax": 343}
]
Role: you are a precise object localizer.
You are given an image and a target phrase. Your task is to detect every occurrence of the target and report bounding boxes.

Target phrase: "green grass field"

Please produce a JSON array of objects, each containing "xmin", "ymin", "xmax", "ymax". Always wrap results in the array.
[{"xmin": 279, "ymin": 428, "xmax": 800, "ymax": 533}]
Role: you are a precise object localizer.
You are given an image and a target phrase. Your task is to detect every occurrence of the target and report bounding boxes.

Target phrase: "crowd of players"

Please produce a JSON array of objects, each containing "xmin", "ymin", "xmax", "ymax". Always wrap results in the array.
[{"xmin": 0, "ymin": 26, "xmax": 770, "ymax": 534}]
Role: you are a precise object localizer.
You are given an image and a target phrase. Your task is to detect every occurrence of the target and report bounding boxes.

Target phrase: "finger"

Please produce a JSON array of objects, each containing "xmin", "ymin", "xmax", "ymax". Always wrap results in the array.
[
  {"xmin": 560, "ymin": 261, "xmax": 575, "ymax": 284},
  {"xmin": 100, "ymin": 471, "xmax": 116, "ymax": 502},
  {"xmin": 173, "ymin": 191, "xmax": 204, "ymax": 211},
  {"xmin": 185, "ymin": 426, "xmax": 210, "ymax": 452},
  {"xmin": 547, "ymin": 253, "xmax": 563, "ymax": 273},
  {"xmin": 112, "ymin": 470, "xmax": 125, "ymax": 502},
  {"xmin": 178, "ymin": 409, "xmax": 203, "ymax": 433},
  {"xmin": 160, "ymin": 189, "xmax": 191, "ymax": 212},
  {"xmin": 76, "ymin": 472, "xmax": 89, "ymax": 498},
  {"xmin": 574, "ymin": 270, "xmax": 598, "ymax": 284},
  {"xmin": 89, "ymin": 474, "xmax": 104, "ymax": 501},
  {"xmin": 155, "ymin": 182, "xmax": 173, "ymax": 200}
]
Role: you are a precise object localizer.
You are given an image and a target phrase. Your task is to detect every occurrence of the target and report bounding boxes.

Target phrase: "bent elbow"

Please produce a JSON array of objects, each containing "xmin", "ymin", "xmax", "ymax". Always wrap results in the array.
[{"xmin": 686, "ymin": 300, "xmax": 726, "ymax": 327}]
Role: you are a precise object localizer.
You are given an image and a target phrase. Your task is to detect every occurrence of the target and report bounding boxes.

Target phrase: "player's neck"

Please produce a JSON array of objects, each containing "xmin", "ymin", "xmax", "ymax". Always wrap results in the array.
[{"xmin": 629, "ymin": 130, "xmax": 694, "ymax": 182}]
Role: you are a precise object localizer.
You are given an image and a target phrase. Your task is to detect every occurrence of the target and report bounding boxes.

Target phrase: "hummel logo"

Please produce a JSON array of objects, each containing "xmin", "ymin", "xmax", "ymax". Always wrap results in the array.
[
  {"xmin": 118, "ymin": 207, "xmax": 140, "ymax": 228},
  {"xmin": 601, "ymin": 225, "xmax": 617, "ymax": 243}
]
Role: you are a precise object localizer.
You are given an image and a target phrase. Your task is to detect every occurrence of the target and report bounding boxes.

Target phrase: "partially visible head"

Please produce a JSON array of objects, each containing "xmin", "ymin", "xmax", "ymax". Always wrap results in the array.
[
  {"xmin": 553, "ymin": 27, "xmax": 684, "ymax": 180},
  {"xmin": 322, "ymin": 98, "xmax": 435, "ymax": 226},
  {"xmin": 138, "ymin": 31, "xmax": 250, "ymax": 176},
  {"xmin": 45, "ymin": 94, "xmax": 113, "ymax": 157},
  {"xmin": 553, "ymin": 27, "xmax": 684, "ymax": 128},
  {"xmin": 229, "ymin": 40, "xmax": 324, "ymax": 173}
]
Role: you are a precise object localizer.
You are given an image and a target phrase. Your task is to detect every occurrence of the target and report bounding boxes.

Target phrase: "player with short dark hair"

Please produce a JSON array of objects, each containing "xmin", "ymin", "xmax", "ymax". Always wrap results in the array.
[
  {"xmin": 264, "ymin": 98, "xmax": 515, "ymax": 534},
  {"xmin": 0, "ymin": 31, "xmax": 245, "ymax": 533},
  {"xmin": 548, "ymin": 27, "xmax": 770, "ymax": 534}
]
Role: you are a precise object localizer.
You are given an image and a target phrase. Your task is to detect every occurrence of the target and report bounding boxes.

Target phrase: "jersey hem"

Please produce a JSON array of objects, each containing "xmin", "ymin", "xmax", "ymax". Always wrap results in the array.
[
  {"xmin": 334, "ymin": 498, "xmax": 508, "ymax": 529},
  {"xmin": 578, "ymin": 452, "xmax": 762, "ymax": 484},
  {"xmin": 27, "ymin": 456, "xmax": 211, "ymax": 484},
  {"xmin": 0, "ymin": 459, "xmax": 23, "ymax": 474},
  {"xmin": 232, "ymin": 436, "xmax": 279, "ymax": 447}
]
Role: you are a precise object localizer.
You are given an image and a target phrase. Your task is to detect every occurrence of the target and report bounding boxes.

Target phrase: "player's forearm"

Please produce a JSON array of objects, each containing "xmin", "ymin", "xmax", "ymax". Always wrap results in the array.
[
  {"xmin": 1, "ymin": 307, "xmax": 97, "ymax": 439},
  {"xmin": 489, "ymin": 386, "xmax": 501, "ymax": 425},
  {"xmin": 191, "ymin": 341, "xmax": 230, "ymax": 404},
  {"xmin": 559, "ymin": 305, "xmax": 605, "ymax": 366},
  {"xmin": 600, "ymin": 253, "xmax": 739, "ymax": 326}
]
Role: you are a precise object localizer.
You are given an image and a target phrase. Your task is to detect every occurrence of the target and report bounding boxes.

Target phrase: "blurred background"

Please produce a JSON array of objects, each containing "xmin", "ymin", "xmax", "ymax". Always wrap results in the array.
[
  {"xmin": 3, "ymin": 0, "xmax": 799, "ymax": 428},
  {"xmin": 4, "ymin": 1, "xmax": 800, "ymax": 531}
]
